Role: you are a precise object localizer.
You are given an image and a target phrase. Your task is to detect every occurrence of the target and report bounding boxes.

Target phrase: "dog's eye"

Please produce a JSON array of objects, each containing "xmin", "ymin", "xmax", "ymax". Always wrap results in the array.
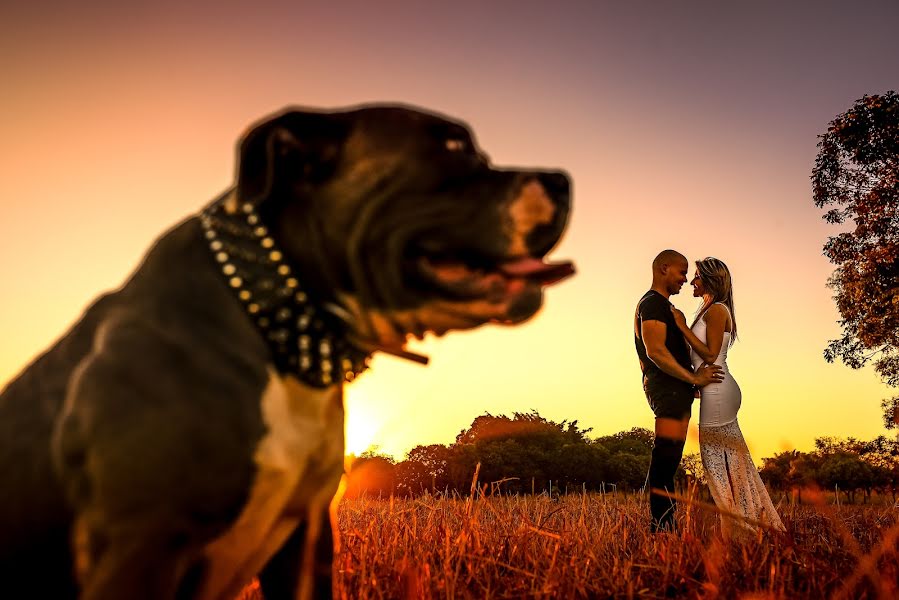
[{"xmin": 445, "ymin": 139, "xmax": 467, "ymax": 152}]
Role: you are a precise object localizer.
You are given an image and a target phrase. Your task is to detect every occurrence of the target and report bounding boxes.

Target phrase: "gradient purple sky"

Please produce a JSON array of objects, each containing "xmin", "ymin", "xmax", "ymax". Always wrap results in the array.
[{"xmin": 1, "ymin": 1, "xmax": 897, "ymax": 459}]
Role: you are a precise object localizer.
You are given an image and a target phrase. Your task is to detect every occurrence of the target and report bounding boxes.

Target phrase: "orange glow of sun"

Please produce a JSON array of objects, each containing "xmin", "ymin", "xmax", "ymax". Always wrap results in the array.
[{"xmin": 343, "ymin": 402, "xmax": 382, "ymax": 456}]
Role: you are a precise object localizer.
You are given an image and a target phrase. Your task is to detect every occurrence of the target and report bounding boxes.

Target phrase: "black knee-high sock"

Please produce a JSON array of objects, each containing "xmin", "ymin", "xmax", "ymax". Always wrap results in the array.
[{"xmin": 648, "ymin": 436, "xmax": 685, "ymax": 532}]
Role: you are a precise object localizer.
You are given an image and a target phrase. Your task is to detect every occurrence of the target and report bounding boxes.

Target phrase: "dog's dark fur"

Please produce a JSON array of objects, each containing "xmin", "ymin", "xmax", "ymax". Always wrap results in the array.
[{"xmin": 0, "ymin": 105, "xmax": 572, "ymax": 599}]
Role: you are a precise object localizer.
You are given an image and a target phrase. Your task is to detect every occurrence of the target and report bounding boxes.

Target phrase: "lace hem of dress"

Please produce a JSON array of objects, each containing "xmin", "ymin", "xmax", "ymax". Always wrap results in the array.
[{"xmin": 699, "ymin": 419, "xmax": 785, "ymax": 537}]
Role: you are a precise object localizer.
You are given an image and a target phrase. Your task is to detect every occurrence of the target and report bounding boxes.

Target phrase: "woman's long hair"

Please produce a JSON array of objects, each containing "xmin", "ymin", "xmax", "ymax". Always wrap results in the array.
[{"xmin": 691, "ymin": 257, "xmax": 737, "ymax": 344}]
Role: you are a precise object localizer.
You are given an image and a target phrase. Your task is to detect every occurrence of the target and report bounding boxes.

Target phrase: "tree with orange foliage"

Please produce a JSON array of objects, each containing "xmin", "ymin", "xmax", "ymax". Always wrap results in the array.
[{"xmin": 812, "ymin": 91, "xmax": 899, "ymax": 428}]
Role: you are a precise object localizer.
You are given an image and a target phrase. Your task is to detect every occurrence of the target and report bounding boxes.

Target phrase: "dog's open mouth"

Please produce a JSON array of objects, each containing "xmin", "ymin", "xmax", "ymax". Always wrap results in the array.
[
  {"xmin": 418, "ymin": 255, "xmax": 576, "ymax": 302},
  {"xmin": 497, "ymin": 257, "xmax": 576, "ymax": 286}
]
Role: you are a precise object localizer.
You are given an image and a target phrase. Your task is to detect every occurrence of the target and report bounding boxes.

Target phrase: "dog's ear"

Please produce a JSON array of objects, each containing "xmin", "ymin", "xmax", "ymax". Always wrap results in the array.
[{"xmin": 235, "ymin": 110, "xmax": 349, "ymax": 208}]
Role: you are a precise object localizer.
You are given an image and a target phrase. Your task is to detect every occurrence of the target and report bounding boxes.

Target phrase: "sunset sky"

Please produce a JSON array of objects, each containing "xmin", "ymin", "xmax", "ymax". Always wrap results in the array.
[{"xmin": 1, "ymin": 1, "xmax": 897, "ymax": 463}]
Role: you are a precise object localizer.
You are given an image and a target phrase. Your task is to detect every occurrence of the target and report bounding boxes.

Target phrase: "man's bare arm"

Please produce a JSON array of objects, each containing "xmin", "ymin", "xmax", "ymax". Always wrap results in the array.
[{"xmin": 642, "ymin": 320, "xmax": 723, "ymax": 387}]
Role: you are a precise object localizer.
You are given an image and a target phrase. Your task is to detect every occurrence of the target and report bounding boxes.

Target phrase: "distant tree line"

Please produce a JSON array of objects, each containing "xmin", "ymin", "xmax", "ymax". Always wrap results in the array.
[
  {"xmin": 345, "ymin": 411, "xmax": 653, "ymax": 499},
  {"xmin": 758, "ymin": 436, "xmax": 899, "ymax": 504},
  {"xmin": 344, "ymin": 411, "xmax": 899, "ymax": 505}
]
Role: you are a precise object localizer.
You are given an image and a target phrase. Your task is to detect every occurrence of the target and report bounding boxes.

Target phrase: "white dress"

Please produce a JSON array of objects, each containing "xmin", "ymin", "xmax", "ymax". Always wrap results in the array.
[{"xmin": 691, "ymin": 304, "xmax": 784, "ymax": 535}]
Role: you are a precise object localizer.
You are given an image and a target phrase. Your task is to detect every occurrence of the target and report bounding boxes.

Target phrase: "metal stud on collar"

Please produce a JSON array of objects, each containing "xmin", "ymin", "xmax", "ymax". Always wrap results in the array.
[{"xmin": 199, "ymin": 198, "xmax": 369, "ymax": 387}]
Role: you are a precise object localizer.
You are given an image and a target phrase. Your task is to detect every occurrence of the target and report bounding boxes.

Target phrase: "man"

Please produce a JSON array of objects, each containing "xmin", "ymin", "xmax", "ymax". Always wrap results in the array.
[{"xmin": 634, "ymin": 249, "xmax": 723, "ymax": 532}]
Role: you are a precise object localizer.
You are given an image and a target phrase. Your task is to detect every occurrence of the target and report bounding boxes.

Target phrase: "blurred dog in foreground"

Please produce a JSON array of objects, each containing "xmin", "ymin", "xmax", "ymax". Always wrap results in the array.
[{"xmin": 0, "ymin": 104, "xmax": 574, "ymax": 599}]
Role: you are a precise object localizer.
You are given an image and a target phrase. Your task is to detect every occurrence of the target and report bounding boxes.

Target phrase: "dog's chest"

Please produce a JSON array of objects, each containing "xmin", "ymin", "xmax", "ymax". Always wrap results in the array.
[{"xmin": 198, "ymin": 369, "xmax": 345, "ymax": 600}]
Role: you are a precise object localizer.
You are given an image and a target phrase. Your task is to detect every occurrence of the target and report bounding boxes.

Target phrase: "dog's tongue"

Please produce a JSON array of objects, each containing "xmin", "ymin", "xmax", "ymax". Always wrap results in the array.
[{"xmin": 499, "ymin": 257, "xmax": 576, "ymax": 286}]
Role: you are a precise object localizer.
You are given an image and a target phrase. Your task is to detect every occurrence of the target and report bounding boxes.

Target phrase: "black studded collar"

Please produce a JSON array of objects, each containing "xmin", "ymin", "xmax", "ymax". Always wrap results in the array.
[{"xmin": 199, "ymin": 194, "xmax": 370, "ymax": 387}]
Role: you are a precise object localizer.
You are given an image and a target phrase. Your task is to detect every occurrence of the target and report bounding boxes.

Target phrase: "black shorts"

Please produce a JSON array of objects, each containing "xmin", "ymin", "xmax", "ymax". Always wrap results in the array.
[{"xmin": 644, "ymin": 382, "xmax": 694, "ymax": 420}]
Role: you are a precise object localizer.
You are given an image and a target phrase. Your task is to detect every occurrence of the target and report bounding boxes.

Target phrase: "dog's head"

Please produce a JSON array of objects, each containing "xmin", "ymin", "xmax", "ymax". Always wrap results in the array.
[{"xmin": 233, "ymin": 105, "xmax": 573, "ymax": 350}]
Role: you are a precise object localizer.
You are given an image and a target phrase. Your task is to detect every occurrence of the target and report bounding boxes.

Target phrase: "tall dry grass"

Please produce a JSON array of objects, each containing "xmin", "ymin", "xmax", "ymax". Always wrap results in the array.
[
  {"xmin": 238, "ymin": 485, "xmax": 897, "ymax": 599},
  {"xmin": 332, "ymin": 487, "xmax": 898, "ymax": 599}
]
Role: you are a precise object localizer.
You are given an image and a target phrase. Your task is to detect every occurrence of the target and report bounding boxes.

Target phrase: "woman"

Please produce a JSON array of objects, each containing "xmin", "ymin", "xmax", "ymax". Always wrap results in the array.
[{"xmin": 671, "ymin": 257, "xmax": 784, "ymax": 536}]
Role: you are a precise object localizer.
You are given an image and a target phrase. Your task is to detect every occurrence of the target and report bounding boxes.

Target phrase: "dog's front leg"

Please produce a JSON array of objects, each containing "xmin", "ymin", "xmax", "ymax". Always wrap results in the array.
[
  {"xmin": 54, "ymin": 318, "xmax": 259, "ymax": 600},
  {"xmin": 258, "ymin": 508, "xmax": 334, "ymax": 600},
  {"xmin": 75, "ymin": 524, "xmax": 200, "ymax": 600}
]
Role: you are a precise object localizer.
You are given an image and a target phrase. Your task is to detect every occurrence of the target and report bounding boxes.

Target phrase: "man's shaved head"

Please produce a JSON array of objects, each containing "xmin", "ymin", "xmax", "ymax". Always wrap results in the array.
[
  {"xmin": 652, "ymin": 249, "xmax": 687, "ymax": 273},
  {"xmin": 651, "ymin": 249, "xmax": 689, "ymax": 297}
]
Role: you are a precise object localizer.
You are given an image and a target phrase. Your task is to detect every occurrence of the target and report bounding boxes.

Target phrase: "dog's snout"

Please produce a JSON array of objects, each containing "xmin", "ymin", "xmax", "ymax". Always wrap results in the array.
[
  {"xmin": 523, "ymin": 171, "xmax": 571, "ymax": 257},
  {"xmin": 537, "ymin": 171, "xmax": 571, "ymax": 198}
]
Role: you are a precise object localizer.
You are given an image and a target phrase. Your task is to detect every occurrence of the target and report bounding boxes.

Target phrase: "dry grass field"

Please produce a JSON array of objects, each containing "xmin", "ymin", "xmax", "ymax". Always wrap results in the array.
[{"xmin": 241, "ymin": 485, "xmax": 898, "ymax": 599}]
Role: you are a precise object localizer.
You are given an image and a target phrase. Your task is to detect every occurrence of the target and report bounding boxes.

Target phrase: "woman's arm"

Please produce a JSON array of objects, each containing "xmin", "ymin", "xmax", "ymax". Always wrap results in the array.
[{"xmin": 671, "ymin": 304, "xmax": 727, "ymax": 364}]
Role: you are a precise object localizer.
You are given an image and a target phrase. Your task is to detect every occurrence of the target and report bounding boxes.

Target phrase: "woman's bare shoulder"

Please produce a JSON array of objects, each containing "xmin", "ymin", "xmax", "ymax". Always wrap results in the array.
[{"xmin": 704, "ymin": 303, "xmax": 729, "ymax": 321}]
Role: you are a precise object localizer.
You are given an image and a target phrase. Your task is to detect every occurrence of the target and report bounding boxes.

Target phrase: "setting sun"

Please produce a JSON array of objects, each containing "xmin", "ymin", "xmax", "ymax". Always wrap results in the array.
[{"xmin": 343, "ymin": 399, "xmax": 383, "ymax": 456}]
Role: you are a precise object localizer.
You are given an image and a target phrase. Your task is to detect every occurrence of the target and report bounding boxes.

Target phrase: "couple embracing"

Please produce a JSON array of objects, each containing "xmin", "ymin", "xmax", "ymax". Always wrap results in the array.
[{"xmin": 634, "ymin": 250, "xmax": 784, "ymax": 537}]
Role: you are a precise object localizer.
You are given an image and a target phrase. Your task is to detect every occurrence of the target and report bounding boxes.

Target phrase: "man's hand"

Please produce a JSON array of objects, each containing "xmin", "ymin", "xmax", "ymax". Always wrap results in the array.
[{"xmin": 693, "ymin": 363, "xmax": 724, "ymax": 387}]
